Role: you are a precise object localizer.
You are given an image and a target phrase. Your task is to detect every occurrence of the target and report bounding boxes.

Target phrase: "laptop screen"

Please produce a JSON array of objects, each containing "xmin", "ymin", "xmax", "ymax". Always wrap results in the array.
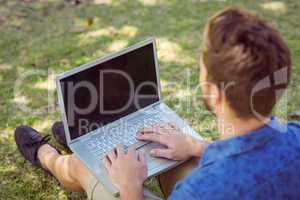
[{"xmin": 60, "ymin": 43, "xmax": 160, "ymax": 140}]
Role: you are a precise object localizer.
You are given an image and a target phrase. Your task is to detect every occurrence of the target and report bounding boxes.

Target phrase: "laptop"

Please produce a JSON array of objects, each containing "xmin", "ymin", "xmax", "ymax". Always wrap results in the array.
[{"xmin": 56, "ymin": 38, "xmax": 202, "ymax": 196}]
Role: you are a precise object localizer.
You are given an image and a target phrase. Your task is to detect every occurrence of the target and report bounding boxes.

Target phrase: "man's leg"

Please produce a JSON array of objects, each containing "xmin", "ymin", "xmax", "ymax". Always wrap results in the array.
[
  {"xmin": 37, "ymin": 144, "xmax": 117, "ymax": 200},
  {"xmin": 38, "ymin": 144, "xmax": 162, "ymax": 200},
  {"xmin": 16, "ymin": 125, "xmax": 161, "ymax": 199},
  {"xmin": 38, "ymin": 144, "xmax": 88, "ymax": 192},
  {"xmin": 38, "ymin": 143, "xmax": 199, "ymax": 198},
  {"xmin": 157, "ymin": 157, "xmax": 199, "ymax": 198}
]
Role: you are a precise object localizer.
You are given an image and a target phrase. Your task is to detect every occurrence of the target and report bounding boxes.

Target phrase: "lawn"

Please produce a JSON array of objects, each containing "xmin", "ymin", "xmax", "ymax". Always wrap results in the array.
[{"xmin": 0, "ymin": 0, "xmax": 300, "ymax": 199}]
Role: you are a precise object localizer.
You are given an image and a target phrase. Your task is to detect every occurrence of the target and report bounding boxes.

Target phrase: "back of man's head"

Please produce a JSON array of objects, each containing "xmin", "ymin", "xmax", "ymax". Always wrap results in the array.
[{"xmin": 202, "ymin": 7, "xmax": 292, "ymax": 119}]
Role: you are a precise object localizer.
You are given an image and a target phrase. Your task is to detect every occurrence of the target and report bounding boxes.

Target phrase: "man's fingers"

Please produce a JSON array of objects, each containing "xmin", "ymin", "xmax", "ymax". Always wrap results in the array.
[
  {"xmin": 139, "ymin": 127, "xmax": 158, "ymax": 134},
  {"xmin": 115, "ymin": 144, "xmax": 124, "ymax": 156},
  {"xmin": 139, "ymin": 122, "xmax": 178, "ymax": 135},
  {"xmin": 103, "ymin": 156, "xmax": 111, "ymax": 172},
  {"xmin": 107, "ymin": 149, "xmax": 117, "ymax": 162},
  {"xmin": 160, "ymin": 123, "xmax": 180, "ymax": 133},
  {"xmin": 127, "ymin": 146, "xmax": 135, "ymax": 157},
  {"xmin": 137, "ymin": 133, "xmax": 168, "ymax": 145},
  {"xmin": 138, "ymin": 123, "xmax": 167, "ymax": 133},
  {"xmin": 150, "ymin": 148, "xmax": 174, "ymax": 160},
  {"xmin": 166, "ymin": 122, "xmax": 180, "ymax": 130},
  {"xmin": 137, "ymin": 150, "xmax": 146, "ymax": 164}
]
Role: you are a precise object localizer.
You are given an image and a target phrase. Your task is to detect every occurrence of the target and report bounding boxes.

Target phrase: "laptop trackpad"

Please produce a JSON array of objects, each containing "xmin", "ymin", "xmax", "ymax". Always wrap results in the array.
[{"xmin": 136, "ymin": 142, "xmax": 177, "ymax": 174}]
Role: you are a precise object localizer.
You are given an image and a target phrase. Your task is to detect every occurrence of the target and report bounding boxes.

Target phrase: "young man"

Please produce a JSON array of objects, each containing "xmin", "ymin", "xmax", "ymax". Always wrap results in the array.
[{"xmin": 15, "ymin": 7, "xmax": 300, "ymax": 200}]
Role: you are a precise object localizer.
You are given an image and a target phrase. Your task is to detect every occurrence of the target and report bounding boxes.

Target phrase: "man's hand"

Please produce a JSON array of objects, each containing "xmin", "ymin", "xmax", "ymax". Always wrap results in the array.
[
  {"xmin": 137, "ymin": 123, "xmax": 207, "ymax": 161},
  {"xmin": 103, "ymin": 145, "xmax": 147, "ymax": 200}
]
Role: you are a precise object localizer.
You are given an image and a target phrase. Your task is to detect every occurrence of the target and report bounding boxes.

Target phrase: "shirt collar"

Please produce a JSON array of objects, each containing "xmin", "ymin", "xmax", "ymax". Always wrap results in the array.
[{"xmin": 200, "ymin": 117, "xmax": 287, "ymax": 167}]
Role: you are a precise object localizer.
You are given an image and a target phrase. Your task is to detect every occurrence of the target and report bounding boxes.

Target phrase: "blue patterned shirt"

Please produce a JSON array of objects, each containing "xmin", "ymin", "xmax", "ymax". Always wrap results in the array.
[{"xmin": 169, "ymin": 117, "xmax": 300, "ymax": 200}]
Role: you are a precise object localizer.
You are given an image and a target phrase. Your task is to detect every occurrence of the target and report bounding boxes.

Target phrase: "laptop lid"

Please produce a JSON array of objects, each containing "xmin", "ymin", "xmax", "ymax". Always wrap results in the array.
[{"xmin": 56, "ymin": 38, "xmax": 162, "ymax": 144}]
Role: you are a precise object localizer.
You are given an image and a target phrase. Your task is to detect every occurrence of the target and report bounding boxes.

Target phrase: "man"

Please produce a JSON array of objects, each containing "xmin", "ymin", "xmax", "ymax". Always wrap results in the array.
[{"xmin": 15, "ymin": 7, "xmax": 300, "ymax": 200}]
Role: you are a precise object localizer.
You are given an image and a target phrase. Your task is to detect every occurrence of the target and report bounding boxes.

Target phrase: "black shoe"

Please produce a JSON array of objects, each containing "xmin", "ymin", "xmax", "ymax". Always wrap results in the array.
[
  {"xmin": 14, "ymin": 125, "xmax": 60, "ymax": 176},
  {"xmin": 52, "ymin": 121, "xmax": 70, "ymax": 151}
]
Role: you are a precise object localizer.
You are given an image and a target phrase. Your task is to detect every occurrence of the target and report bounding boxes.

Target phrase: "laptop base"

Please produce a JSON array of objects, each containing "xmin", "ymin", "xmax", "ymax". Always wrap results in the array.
[{"xmin": 70, "ymin": 102, "xmax": 202, "ymax": 196}]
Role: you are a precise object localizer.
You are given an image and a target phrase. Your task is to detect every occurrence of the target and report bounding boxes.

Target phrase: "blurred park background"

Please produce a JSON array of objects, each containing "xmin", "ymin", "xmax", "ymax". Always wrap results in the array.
[{"xmin": 0, "ymin": 0, "xmax": 299, "ymax": 199}]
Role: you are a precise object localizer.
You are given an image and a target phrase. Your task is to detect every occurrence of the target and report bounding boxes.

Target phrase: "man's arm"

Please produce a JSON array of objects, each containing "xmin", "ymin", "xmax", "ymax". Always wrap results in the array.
[
  {"xmin": 189, "ymin": 137, "xmax": 209, "ymax": 158},
  {"xmin": 103, "ymin": 123, "xmax": 209, "ymax": 200},
  {"xmin": 119, "ymin": 186, "xmax": 143, "ymax": 200}
]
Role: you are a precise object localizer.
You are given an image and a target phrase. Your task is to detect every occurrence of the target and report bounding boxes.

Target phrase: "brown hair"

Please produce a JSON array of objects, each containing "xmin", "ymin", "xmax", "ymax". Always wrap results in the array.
[{"xmin": 202, "ymin": 7, "xmax": 292, "ymax": 119}]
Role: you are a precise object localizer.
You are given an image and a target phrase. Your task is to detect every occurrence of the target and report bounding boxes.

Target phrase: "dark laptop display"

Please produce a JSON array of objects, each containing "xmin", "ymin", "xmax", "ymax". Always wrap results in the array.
[{"xmin": 60, "ymin": 43, "xmax": 159, "ymax": 140}]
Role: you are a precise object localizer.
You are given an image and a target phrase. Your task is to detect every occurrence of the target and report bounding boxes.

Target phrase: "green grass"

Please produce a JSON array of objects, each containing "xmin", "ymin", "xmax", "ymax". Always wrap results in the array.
[{"xmin": 0, "ymin": 0, "xmax": 300, "ymax": 199}]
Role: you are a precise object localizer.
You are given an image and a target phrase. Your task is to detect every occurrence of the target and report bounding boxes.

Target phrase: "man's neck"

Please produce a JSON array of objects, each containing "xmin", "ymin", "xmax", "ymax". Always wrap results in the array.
[{"xmin": 217, "ymin": 114, "xmax": 271, "ymax": 140}]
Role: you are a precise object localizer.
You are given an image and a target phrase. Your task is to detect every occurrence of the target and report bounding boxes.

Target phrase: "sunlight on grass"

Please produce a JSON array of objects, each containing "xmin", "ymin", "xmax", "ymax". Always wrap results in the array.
[
  {"xmin": 92, "ymin": 49, "xmax": 106, "ymax": 58},
  {"xmin": 157, "ymin": 38, "xmax": 195, "ymax": 65},
  {"xmin": 138, "ymin": 0, "xmax": 163, "ymax": 6},
  {"xmin": 59, "ymin": 59, "xmax": 71, "ymax": 68},
  {"xmin": 119, "ymin": 25, "xmax": 138, "ymax": 38},
  {"xmin": 0, "ymin": 63, "xmax": 12, "ymax": 71},
  {"xmin": 13, "ymin": 96, "xmax": 28, "ymax": 106},
  {"xmin": 0, "ymin": 165, "xmax": 17, "ymax": 173},
  {"xmin": 72, "ymin": 17, "xmax": 100, "ymax": 33},
  {"xmin": 157, "ymin": 38, "xmax": 182, "ymax": 63},
  {"xmin": 75, "ymin": 55, "xmax": 95, "ymax": 66},
  {"xmin": 58, "ymin": 190, "xmax": 68, "ymax": 200},
  {"xmin": 0, "ymin": 130, "xmax": 5, "ymax": 138},
  {"xmin": 84, "ymin": 27, "xmax": 116, "ymax": 38},
  {"xmin": 33, "ymin": 74, "xmax": 56, "ymax": 91},
  {"xmin": 93, "ymin": 0, "xmax": 112, "ymax": 5},
  {"xmin": 33, "ymin": 119, "xmax": 53, "ymax": 133},
  {"xmin": 78, "ymin": 25, "xmax": 137, "ymax": 46},
  {"xmin": 260, "ymin": 1, "xmax": 287, "ymax": 13},
  {"xmin": 0, "ymin": 127, "xmax": 13, "ymax": 139},
  {"xmin": 23, "ymin": 172, "xmax": 39, "ymax": 183},
  {"xmin": 174, "ymin": 88, "xmax": 193, "ymax": 99},
  {"xmin": 160, "ymin": 79, "xmax": 169, "ymax": 87},
  {"xmin": 107, "ymin": 39, "xmax": 129, "ymax": 52}
]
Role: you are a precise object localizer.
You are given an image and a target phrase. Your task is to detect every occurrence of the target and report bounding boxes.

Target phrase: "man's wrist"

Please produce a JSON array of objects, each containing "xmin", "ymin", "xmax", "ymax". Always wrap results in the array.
[
  {"xmin": 120, "ymin": 184, "xmax": 143, "ymax": 200},
  {"xmin": 190, "ymin": 138, "xmax": 209, "ymax": 157}
]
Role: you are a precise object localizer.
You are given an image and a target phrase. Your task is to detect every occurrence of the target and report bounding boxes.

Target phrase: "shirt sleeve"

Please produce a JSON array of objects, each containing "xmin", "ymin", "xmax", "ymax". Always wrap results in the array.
[
  {"xmin": 168, "ymin": 180, "xmax": 199, "ymax": 200},
  {"xmin": 288, "ymin": 121, "xmax": 300, "ymax": 140},
  {"xmin": 167, "ymin": 168, "xmax": 214, "ymax": 200},
  {"xmin": 167, "ymin": 165, "xmax": 238, "ymax": 200}
]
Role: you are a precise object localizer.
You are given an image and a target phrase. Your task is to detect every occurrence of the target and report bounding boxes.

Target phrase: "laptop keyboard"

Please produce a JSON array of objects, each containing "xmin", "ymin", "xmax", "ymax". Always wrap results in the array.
[{"xmin": 85, "ymin": 113, "xmax": 165, "ymax": 159}]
